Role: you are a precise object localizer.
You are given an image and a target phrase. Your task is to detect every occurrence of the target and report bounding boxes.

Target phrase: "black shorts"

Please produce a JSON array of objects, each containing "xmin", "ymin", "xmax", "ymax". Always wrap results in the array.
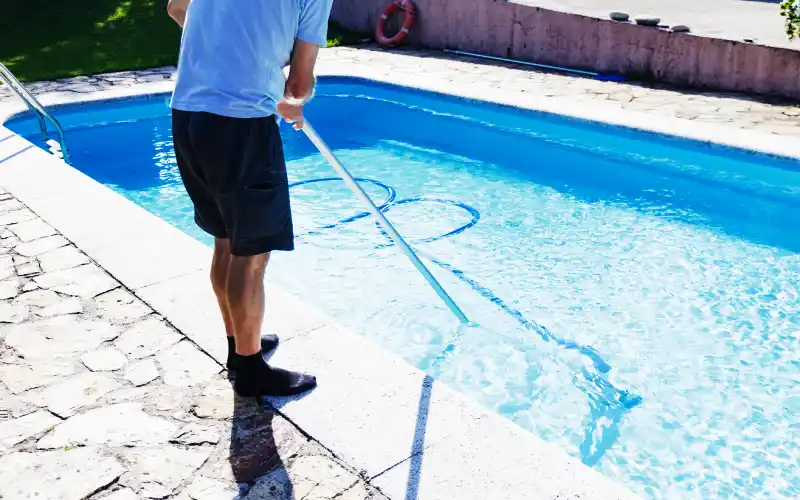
[{"xmin": 171, "ymin": 109, "xmax": 294, "ymax": 256}]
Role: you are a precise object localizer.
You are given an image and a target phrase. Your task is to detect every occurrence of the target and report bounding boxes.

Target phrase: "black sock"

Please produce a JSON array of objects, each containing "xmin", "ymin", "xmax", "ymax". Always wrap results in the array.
[
  {"xmin": 226, "ymin": 336, "xmax": 236, "ymax": 369},
  {"xmin": 226, "ymin": 335, "xmax": 279, "ymax": 371},
  {"xmin": 234, "ymin": 350, "xmax": 317, "ymax": 397}
]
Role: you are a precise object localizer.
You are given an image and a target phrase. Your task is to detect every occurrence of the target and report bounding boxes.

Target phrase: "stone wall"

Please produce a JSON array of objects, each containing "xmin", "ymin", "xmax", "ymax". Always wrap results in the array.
[{"xmin": 332, "ymin": 0, "xmax": 800, "ymax": 100}]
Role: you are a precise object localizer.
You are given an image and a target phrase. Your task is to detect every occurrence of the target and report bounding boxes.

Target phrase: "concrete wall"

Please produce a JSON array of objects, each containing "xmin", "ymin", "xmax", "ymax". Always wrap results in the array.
[{"xmin": 331, "ymin": 0, "xmax": 800, "ymax": 99}]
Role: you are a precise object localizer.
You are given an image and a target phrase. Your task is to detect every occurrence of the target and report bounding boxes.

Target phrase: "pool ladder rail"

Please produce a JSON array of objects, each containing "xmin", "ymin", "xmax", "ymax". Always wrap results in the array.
[{"xmin": 0, "ymin": 63, "xmax": 71, "ymax": 164}]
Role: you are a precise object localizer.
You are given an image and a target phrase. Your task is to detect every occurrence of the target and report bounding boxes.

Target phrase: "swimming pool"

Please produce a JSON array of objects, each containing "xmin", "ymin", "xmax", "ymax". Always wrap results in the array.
[{"xmin": 5, "ymin": 79, "xmax": 798, "ymax": 499}]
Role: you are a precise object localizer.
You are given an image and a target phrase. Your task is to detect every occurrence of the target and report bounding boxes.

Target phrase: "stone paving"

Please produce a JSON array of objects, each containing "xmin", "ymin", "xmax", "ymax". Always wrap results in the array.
[
  {"xmin": 0, "ymin": 189, "xmax": 388, "ymax": 500},
  {"xmin": 2, "ymin": 46, "xmax": 799, "ymax": 139}
]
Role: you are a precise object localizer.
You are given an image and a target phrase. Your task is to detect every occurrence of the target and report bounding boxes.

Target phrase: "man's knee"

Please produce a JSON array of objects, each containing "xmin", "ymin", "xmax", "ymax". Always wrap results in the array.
[{"xmin": 228, "ymin": 253, "xmax": 270, "ymax": 282}]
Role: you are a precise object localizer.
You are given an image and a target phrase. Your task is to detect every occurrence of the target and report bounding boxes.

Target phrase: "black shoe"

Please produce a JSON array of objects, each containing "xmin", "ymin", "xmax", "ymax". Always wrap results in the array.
[
  {"xmin": 226, "ymin": 335, "xmax": 279, "ymax": 371},
  {"xmin": 233, "ymin": 352, "xmax": 317, "ymax": 398}
]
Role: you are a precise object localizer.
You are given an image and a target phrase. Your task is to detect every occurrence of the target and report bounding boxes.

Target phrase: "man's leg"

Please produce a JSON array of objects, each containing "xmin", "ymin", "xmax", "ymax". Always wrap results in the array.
[
  {"xmin": 227, "ymin": 251, "xmax": 316, "ymax": 397},
  {"xmin": 212, "ymin": 238, "xmax": 278, "ymax": 370},
  {"xmin": 211, "ymin": 238, "xmax": 236, "ymax": 338},
  {"xmin": 226, "ymin": 252, "xmax": 270, "ymax": 356}
]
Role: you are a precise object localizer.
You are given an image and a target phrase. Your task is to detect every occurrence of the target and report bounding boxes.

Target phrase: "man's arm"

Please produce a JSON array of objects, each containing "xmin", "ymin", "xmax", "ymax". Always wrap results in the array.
[
  {"xmin": 278, "ymin": 0, "xmax": 333, "ymax": 129},
  {"xmin": 167, "ymin": 0, "xmax": 191, "ymax": 28},
  {"xmin": 278, "ymin": 40, "xmax": 319, "ymax": 130},
  {"xmin": 284, "ymin": 40, "xmax": 320, "ymax": 104}
]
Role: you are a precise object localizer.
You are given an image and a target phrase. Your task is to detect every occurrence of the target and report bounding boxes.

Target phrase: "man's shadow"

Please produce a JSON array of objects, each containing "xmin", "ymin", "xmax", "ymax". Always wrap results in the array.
[{"xmin": 226, "ymin": 360, "xmax": 313, "ymax": 499}]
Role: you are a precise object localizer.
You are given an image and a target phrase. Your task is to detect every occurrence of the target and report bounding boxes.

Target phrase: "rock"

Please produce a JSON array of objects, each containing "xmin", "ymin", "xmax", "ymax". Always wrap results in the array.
[
  {"xmin": 0, "ymin": 448, "xmax": 125, "ymax": 500},
  {"xmin": 39, "ymin": 245, "xmax": 90, "ymax": 273},
  {"xmin": 0, "ymin": 255, "xmax": 13, "ymax": 280},
  {"xmin": 156, "ymin": 341, "xmax": 221, "ymax": 387},
  {"xmin": 122, "ymin": 445, "xmax": 212, "ymax": 499},
  {"xmin": 634, "ymin": 15, "xmax": 661, "ymax": 27},
  {"xmin": 0, "ymin": 208, "xmax": 36, "ymax": 226},
  {"xmin": 39, "ymin": 246, "xmax": 89, "ymax": 273},
  {"xmin": 81, "ymin": 347, "xmax": 128, "ymax": 372},
  {"xmin": 0, "ymin": 389, "xmax": 38, "ymax": 419},
  {"xmin": 4, "ymin": 316, "xmax": 119, "ymax": 360},
  {"xmin": 34, "ymin": 263, "xmax": 117, "ymax": 298},
  {"xmin": 245, "ymin": 455, "xmax": 356, "ymax": 500},
  {"xmin": 116, "ymin": 317, "xmax": 182, "ymax": 359},
  {"xmin": 37, "ymin": 297, "xmax": 83, "ymax": 317},
  {"xmin": 337, "ymin": 482, "xmax": 389, "ymax": 500},
  {"xmin": 12, "ymin": 255, "xmax": 30, "ymax": 266},
  {"xmin": 14, "ymin": 289, "xmax": 61, "ymax": 308},
  {"xmin": 15, "ymin": 259, "xmax": 41, "ymax": 277},
  {"xmin": 15, "ymin": 235, "xmax": 69, "ymax": 257},
  {"xmin": 149, "ymin": 386, "xmax": 194, "ymax": 413},
  {"xmin": 0, "ymin": 301, "xmax": 29, "ymax": 323},
  {"xmin": 23, "ymin": 372, "xmax": 120, "ymax": 418},
  {"xmin": 0, "ymin": 410, "xmax": 60, "ymax": 450},
  {"xmin": 96, "ymin": 288, "xmax": 151, "ymax": 325},
  {"xmin": 37, "ymin": 403, "xmax": 178, "ymax": 449},
  {"xmin": 105, "ymin": 386, "xmax": 151, "ymax": 405},
  {"xmin": 124, "ymin": 359, "xmax": 160, "ymax": 386},
  {"xmin": 183, "ymin": 476, "xmax": 241, "ymax": 500},
  {"xmin": 192, "ymin": 377, "xmax": 243, "ymax": 420},
  {"xmin": 0, "ymin": 279, "xmax": 20, "ymax": 300},
  {"xmin": 10, "ymin": 220, "xmax": 57, "ymax": 242},
  {"xmin": 609, "ymin": 12, "xmax": 629, "ymax": 21},
  {"xmin": 0, "ymin": 237, "xmax": 21, "ymax": 254},
  {"xmin": 171, "ymin": 423, "xmax": 221, "ymax": 445},
  {"xmin": 223, "ymin": 412, "xmax": 308, "ymax": 484},
  {"xmin": 671, "ymin": 25, "xmax": 691, "ymax": 33},
  {"xmin": 0, "ymin": 358, "xmax": 76, "ymax": 394},
  {"xmin": 0, "ymin": 198, "xmax": 23, "ymax": 213},
  {"xmin": 102, "ymin": 489, "xmax": 140, "ymax": 500}
]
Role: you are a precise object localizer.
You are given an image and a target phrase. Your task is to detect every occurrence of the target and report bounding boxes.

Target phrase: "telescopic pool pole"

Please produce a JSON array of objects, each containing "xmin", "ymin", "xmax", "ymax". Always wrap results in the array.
[{"xmin": 301, "ymin": 120, "xmax": 470, "ymax": 325}]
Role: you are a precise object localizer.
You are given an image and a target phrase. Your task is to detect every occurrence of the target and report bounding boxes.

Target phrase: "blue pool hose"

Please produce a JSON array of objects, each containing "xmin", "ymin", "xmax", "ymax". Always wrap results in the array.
[
  {"xmin": 443, "ymin": 49, "xmax": 627, "ymax": 82},
  {"xmin": 301, "ymin": 121, "xmax": 471, "ymax": 324}
]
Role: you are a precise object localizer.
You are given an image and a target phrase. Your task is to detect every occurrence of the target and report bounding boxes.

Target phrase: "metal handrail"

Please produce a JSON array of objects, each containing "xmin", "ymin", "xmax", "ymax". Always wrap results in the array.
[{"xmin": 0, "ymin": 63, "xmax": 70, "ymax": 163}]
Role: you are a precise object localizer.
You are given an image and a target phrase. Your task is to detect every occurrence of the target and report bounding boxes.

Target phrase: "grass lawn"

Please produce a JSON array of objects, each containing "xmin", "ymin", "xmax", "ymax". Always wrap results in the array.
[{"xmin": 1, "ymin": 0, "xmax": 365, "ymax": 82}]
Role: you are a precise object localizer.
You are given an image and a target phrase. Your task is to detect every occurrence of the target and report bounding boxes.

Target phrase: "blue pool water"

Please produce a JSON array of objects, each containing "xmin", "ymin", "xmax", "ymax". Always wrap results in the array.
[{"xmin": 6, "ymin": 79, "xmax": 799, "ymax": 499}]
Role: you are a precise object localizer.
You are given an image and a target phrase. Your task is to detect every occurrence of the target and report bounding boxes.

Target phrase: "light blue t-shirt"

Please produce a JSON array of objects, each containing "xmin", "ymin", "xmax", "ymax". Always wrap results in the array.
[{"xmin": 170, "ymin": 0, "xmax": 333, "ymax": 118}]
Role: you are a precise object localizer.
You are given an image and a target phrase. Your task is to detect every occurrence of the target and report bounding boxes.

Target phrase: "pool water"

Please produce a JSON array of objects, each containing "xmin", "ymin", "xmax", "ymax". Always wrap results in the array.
[{"xmin": 6, "ymin": 79, "xmax": 798, "ymax": 499}]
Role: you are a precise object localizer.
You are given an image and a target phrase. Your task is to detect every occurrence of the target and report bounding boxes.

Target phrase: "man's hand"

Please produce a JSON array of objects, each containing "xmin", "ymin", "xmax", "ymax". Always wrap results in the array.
[
  {"xmin": 167, "ymin": 0, "xmax": 191, "ymax": 28},
  {"xmin": 277, "ymin": 100, "xmax": 305, "ymax": 130}
]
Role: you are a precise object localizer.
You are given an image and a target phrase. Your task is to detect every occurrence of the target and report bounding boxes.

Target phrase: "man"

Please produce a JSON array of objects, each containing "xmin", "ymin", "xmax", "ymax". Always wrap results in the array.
[{"xmin": 166, "ymin": 0, "xmax": 332, "ymax": 397}]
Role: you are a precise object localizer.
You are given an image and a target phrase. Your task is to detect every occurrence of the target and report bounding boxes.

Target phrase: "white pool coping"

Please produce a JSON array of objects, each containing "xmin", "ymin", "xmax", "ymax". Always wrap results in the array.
[{"xmin": 6, "ymin": 57, "xmax": 796, "ymax": 499}]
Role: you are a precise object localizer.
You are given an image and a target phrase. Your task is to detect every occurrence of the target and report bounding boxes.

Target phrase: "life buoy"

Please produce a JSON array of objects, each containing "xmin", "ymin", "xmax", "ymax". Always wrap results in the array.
[{"xmin": 375, "ymin": 0, "xmax": 416, "ymax": 47}]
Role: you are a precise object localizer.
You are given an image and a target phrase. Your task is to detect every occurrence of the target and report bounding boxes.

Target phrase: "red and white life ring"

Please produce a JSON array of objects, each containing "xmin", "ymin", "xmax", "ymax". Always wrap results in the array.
[{"xmin": 375, "ymin": 0, "xmax": 416, "ymax": 47}]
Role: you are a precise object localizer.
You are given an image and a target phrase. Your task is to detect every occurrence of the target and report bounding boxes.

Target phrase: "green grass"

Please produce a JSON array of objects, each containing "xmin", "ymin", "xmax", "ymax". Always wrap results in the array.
[{"xmin": 1, "ymin": 1, "xmax": 366, "ymax": 82}]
